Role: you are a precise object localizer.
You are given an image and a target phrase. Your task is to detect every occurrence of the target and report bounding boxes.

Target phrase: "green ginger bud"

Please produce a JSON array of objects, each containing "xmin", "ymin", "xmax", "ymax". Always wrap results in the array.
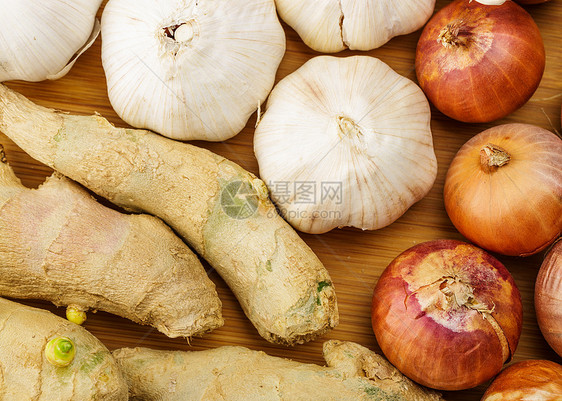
[
  {"xmin": 45, "ymin": 337, "xmax": 76, "ymax": 367},
  {"xmin": 66, "ymin": 305, "xmax": 87, "ymax": 325}
]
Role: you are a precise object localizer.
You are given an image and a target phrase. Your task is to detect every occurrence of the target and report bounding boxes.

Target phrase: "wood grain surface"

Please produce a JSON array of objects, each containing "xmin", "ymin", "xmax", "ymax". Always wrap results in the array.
[{"xmin": 2, "ymin": 1, "xmax": 561, "ymax": 399}]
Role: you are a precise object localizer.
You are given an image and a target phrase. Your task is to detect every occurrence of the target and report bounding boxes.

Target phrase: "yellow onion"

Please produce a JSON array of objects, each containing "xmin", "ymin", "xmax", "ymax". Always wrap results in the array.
[
  {"xmin": 482, "ymin": 360, "xmax": 562, "ymax": 400},
  {"xmin": 444, "ymin": 124, "xmax": 562, "ymax": 256}
]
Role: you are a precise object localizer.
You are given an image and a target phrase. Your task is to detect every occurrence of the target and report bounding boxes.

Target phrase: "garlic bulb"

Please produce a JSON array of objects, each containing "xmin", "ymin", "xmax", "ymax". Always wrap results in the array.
[
  {"xmin": 0, "ymin": 0, "xmax": 102, "ymax": 82},
  {"xmin": 275, "ymin": 0, "xmax": 436, "ymax": 53},
  {"xmin": 254, "ymin": 56, "xmax": 437, "ymax": 234},
  {"xmin": 101, "ymin": 0, "xmax": 285, "ymax": 141}
]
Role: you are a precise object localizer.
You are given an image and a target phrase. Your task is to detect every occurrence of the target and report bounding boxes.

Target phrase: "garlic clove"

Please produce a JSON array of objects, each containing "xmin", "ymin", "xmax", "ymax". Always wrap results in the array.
[
  {"xmin": 0, "ymin": 0, "xmax": 103, "ymax": 83},
  {"xmin": 46, "ymin": 19, "xmax": 101, "ymax": 81},
  {"xmin": 101, "ymin": 0, "xmax": 286, "ymax": 142},
  {"xmin": 341, "ymin": 0, "xmax": 436, "ymax": 50},
  {"xmin": 275, "ymin": 0, "xmax": 436, "ymax": 53},
  {"xmin": 275, "ymin": 0, "xmax": 345, "ymax": 53},
  {"xmin": 254, "ymin": 56, "xmax": 437, "ymax": 234}
]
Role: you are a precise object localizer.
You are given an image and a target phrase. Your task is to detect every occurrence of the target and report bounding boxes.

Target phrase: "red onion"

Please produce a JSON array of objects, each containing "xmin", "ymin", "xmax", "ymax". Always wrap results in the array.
[
  {"xmin": 416, "ymin": 0, "xmax": 545, "ymax": 122},
  {"xmin": 371, "ymin": 239, "xmax": 522, "ymax": 390},
  {"xmin": 536, "ymin": 240, "xmax": 562, "ymax": 357}
]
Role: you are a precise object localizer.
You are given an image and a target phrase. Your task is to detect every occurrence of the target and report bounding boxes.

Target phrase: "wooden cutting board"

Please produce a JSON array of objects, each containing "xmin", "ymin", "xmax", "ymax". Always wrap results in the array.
[{"xmin": 2, "ymin": 1, "xmax": 561, "ymax": 399}]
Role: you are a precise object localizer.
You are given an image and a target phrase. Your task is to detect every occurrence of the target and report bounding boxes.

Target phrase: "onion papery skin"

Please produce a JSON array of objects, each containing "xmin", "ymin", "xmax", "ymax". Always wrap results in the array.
[
  {"xmin": 415, "ymin": 0, "xmax": 545, "ymax": 123},
  {"xmin": 535, "ymin": 240, "xmax": 562, "ymax": 357},
  {"xmin": 444, "ymin": 123, "xmax": 562, "ymax": 256},
  {"xmin": 482, "ymin": 360, "xmax": 562, "ymax": 400},
  {"xmin": 371, "ymin": 240, "xmax": 522, "ymax": 391}
]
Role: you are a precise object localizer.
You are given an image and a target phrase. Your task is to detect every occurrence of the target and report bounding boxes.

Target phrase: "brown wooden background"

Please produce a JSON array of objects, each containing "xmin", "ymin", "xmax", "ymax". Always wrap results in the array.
[{"xmin": 2, "ymin": 1, "xmax": 561, "ymax": 399}]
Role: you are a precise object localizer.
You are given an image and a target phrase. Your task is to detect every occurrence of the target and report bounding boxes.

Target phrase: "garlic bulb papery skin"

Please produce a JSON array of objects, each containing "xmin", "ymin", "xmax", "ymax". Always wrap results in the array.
[
  {"xmin": 102, "ymin": 0, "xmax": 286, "ymax": 142},
  {"xmin": 0, "ymin": 0, "xmax": 102, "ymax": 82},
  {"xmin": 275, "ymin": 0, "xmax": 436, "ymax": 53},
  {"xmin": 254, "ymin": 56, "xmax": 437, "ymax": 234}
]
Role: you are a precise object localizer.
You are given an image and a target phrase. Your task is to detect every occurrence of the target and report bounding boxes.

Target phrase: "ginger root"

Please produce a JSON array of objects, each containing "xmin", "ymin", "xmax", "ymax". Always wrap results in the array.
[
  {"xmin": 113, "ymin": 340, "xmax": 443, "ymax": 400},
  {"xmin": 0, "ymin": 84, "xmax": 338, "ymax": 345},
  {"xmin": 0, "ymin": 144, "xmax": 223, "ymax": 339},
  {"xmin": 0, "ymin": 297, "xmax": 128, "ymax": 400}
]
